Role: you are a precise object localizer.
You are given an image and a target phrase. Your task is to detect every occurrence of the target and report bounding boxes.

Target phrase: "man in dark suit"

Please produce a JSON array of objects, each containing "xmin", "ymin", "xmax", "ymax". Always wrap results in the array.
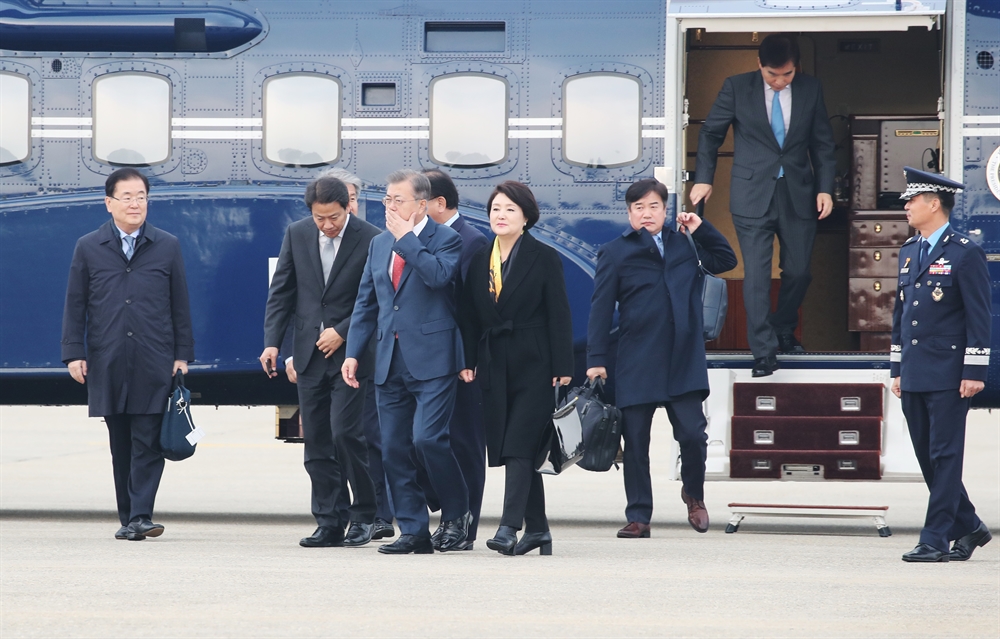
[
  {"xmin": 342, "ymin": 169, "xmax": 471, "ymax": 555},
  {"xmin": 62, "ymin": 167, "xmax": 194, "ymax": 541},
  {"xmin": 421, "ymin": 169, "xmax": 489, "ymax": 550},
  {"xmin": 261, "ymin": 176, "xmax": 381, "ymax": 548},
  {"xmin": 889, "ymin": 168, "xmax": 992, "ymax": 563},
  {"xmin": 317, "ymin": 167, "xmax": 395, "ymax": 542},
  {"xmin": 587, "ymin": 179, "xmax": 737, "ymax": 537},
  {"xmin": 691, "ymin": 34, "xmax": 836, "ymax": 377}
]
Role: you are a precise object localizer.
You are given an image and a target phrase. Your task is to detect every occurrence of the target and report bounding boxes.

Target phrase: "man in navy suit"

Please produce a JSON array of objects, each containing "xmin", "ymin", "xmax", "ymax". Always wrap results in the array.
[
  {"xmin": 343, "ymin": 169, "xmax": 471, "ymax": 554},
  {"xmin": 587, "ymin": 179, "xmax": 737, "ymax": 538},
  {"xmin": 890, "ymin": 168, "xmax": 992, "ymax": 563},
  {"xmin": 691, "ymin": 34, "xmax": 836, "ymax": 377},
  {"xmin": 62, "ymin": 168, "xmax": 194, "ymax": 541},
  {"xmin": 420, "ymin": 169, "xmax": 489, "ymax": 550}
]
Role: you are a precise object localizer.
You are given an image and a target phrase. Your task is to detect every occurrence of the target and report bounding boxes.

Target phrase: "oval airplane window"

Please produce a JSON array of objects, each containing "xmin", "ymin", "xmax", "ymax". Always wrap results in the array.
[
  {"xmin": 263, "ymin": 74, "xmax": 340, "ymax": 167},
  {"xmin": 430, "ymin": 74, "xmax": 507, "ymax": 167},
  {"xmin": 93, "ymin": 73, "xmax": 171, "ymax": 166},
  {"xmin": 563, "ymin": 74, "xmax": 641, "ymax": 168},
  {"xmin": 0, "ymin": 73, "xmax": 30, "ymax": 165}
]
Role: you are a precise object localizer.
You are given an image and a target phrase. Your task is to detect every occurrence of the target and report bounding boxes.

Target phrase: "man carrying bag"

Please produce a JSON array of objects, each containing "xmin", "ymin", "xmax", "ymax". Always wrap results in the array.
[{"xmin": 586, "ymin": 178, "xmax": 737, "ymax": 538}]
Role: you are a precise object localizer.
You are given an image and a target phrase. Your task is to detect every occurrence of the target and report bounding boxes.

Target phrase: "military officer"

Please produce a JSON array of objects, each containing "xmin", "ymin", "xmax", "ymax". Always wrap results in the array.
[{"xmin": 890, "ymin": 167, "xmax": 992, "ymax": 563}]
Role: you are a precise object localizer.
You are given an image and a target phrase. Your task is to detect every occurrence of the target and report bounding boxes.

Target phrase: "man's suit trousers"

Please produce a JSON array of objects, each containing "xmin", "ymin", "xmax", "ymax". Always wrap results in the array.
[
  {"xmin": 620, "ymin": 392, "xmax": 708, "ymax": 525},
  {"xmin": 297, "ymin": 349, "xmax": 376, "ymax": 528},
  {"xmin": 731, "ymin": 177, "xmax": 816, "ymax": 358},
  {"xmin": 336, "ymin": 380, "xmax": 394, "ymax": 524},
  {"xmin": 105, "ymin": 413, "xmax": 164, "ymax": 525},
  {"xmin": 376, "ymin": 344, "xmax": 468, "ymax": 537},
  {"xmin": 902, "ymin": 389, "xmax": 982, "ymax": 552}
]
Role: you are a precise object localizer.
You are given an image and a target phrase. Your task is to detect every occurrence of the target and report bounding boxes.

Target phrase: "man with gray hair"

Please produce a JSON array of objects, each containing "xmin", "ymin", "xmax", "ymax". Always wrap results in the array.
[{"xmin": 343, "ymin": 169, "xmax": 471, "ymax": 554}]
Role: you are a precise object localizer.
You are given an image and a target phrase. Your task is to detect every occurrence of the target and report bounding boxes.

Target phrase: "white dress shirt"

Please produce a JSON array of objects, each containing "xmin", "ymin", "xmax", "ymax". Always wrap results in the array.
[
  {"xmin": 764, "ymin": 82, "xmax": 792, "ymax": 133},
  {"xmin": 443, "ymin": 211, "xmax": 460, "ymax": 227}
]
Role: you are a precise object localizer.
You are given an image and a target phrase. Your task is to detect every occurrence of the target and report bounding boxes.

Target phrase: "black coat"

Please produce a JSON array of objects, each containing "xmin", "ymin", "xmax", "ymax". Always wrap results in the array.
[
  {"xmin": 460, "ymin": 231, "xmax": 575, "ymax": 466},
  {"xmin": 61, "ymin": 220, "xmax": 194, "ymax": 417},
  {"xmin": 587, "ymin": 220, "xmax": 737, "ymax": 407}
]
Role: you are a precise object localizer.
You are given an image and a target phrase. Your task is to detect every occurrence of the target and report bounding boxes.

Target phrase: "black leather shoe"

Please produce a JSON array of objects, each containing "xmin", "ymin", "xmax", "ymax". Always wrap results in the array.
[
  {"xmin": 777, "ymin": 332, "xmax": 806, "ymax": 353},
  {"xmin": 451, "ymin": 540, "xmax": 474, "ymax": 551},
  {"xmin": 436, "ymin": 511, "xmax": 472, "ymax": 552},
  {"xmin": 114, "ymin": 525, "xmax": 129, "ymax": 540},
  {"xmin": 377, "ymin": 534, "xmax": 434, "ymax": 554},
  {"xmin": 430, "ymin": 523, "xmax": 446, "ymax": 550},
  {"xmin": 950, "ymin": 523, "xmax": 992, "ymax": 561},
  {"xmin": 514, "ymin": 531, "xmax": 552, "ymax": 556},
  {"xmin": 343, "ymin": 522, "xmax": 374, "ymax": 547},
  {"xmin": 902, "ymin": 543, "xmax": 949, "ymax": 562},
  {"xmin": 127, "ymin": 519, "xmax": 164, "ymax": 541},
  {"xmin": 371, "ymin": 518, "xmax": 395, "ymax": 540},
  {"xmin": 486, "ymin": 525, "xmax": 518, "ymax": 555},
  {"xmin": 299, "ymin": 526, "xmax": 344, "ymax": 548},
  {"xmin": 751, "ymin": 355, "xmax": 779, "ymax": 378}
]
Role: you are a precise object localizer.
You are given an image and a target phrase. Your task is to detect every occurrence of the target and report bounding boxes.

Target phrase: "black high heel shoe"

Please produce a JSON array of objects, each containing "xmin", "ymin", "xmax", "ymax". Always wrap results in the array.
[
  {"xmin": 514, "ymin": 531, "xmax": 552, "ymax": 555},
  {"xmin": 486, "ymin": 526, "xmax": 518, "ymax": 555}
]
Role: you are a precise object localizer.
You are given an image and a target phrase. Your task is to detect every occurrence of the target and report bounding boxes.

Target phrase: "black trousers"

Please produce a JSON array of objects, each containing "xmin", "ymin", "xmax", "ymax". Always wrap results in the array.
[
  {"xmin": 104, "ymin": 413, "xmax": 164, "ymax": 525},
  {"xmin": 731, "ymin": 177, "xmax": 816, "ymax": 359},
  {"xmin": 297, "ymin": 349, "xmax": 376, "ymax": 528},
  {"xmin": 499, "ymin": 457, "xmax": 548, "ymax": 533},
  {"xmin": 336, "ymin": 381, "xmax": 393, "ymax": 523},
  {"xmin": 620, "ymin": 392, "xmax": 708, "ymax": 525},
  {"xmin": 902, "ymin": 389, "xmax": 982, "ymax": 552}
]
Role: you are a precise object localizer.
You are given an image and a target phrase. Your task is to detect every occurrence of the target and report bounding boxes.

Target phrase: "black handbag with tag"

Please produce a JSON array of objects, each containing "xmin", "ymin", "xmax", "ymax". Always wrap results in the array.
[
  {"xmin": 685, "ymin": 203, "xmax": 728, "ymax": 341},
  {"xmin": 569, "ymin": 378, "xmax": 623, "ymax": 472},
  {"xmin": 160, "ymin": 372, "xmax": 197, "ymax": 461},
  {"xmin": 535, "ymin": 382, "xmax": 586, "ymax": 475}
]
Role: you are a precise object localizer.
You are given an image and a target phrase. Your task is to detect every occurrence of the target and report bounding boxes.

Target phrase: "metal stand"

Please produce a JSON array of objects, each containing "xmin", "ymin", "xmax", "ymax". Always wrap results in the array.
[{"xmin": 725, "ymin": 503, "xmax": 891, "ymax": 537}]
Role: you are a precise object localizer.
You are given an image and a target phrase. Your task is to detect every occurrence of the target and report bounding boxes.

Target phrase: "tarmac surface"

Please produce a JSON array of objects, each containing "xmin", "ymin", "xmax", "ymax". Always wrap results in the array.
[{"xmin": 1, "ymin": 404, "xmax": 998, "ymax": 638}]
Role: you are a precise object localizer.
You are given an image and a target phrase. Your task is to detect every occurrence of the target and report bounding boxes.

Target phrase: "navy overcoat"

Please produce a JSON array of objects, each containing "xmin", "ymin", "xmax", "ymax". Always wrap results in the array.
[
  {"xmin": 61, "ymin": 220, "xmax": 195, "ymax": 417},
  {"xmin": 587, "ymin": 219, "xmax": 737, "ymax": 408}
]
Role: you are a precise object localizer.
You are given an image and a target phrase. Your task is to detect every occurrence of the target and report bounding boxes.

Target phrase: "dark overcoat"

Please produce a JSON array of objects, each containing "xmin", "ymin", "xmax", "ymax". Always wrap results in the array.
[
  {"xmin": 587, "ymin": 220, "xmax": 737, "ymax": 408},
  {"xmin": 460, "ymin": 231, "xmax": 575, "ymax": 466},
  {"xmin": 61, "ymin": 220, "xmax": 194, "ymax": 417}
]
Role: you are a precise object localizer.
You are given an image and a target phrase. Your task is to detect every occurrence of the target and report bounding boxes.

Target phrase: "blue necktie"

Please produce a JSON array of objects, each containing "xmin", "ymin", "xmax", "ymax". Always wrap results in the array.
[
  {"xmin": 653, "ymin": 233, "xmax": 664, "ymax": 258},
  {"xmin": 124, "ymin": 235, "xmax": 135, "ymax": 260},
  {"xmin": 918, "ymin": 239, "xmax": 929, "ymax": 272},
  {"xmin": 771, "ymin": 90, "xmax": 785, "ymax": 178}
]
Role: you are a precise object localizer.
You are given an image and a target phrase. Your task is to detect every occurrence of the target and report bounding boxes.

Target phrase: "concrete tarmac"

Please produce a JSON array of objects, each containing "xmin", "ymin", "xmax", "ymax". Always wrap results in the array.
[{"xmin": 1, "ymin": 405, "xmax": 997, "ymax": 638}]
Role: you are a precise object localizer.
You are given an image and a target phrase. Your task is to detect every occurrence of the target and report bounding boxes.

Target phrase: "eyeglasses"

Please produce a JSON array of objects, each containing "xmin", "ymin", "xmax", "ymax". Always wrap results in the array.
[
  {"xmin": 382, "ymin": 196, "xmax": 420, "ymax": 208},
  {"xmin": 110, "ymin": 195, "xmax": 148, "ymax": 205}
]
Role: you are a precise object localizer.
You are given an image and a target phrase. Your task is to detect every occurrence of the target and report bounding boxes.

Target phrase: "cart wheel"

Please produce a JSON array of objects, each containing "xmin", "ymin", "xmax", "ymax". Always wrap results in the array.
[
  {"xmin": 725, "ymin": 523, "xmax": 739, "ymax": 534},
  {"xmin": 878, "ymin": 526, "xmax": 892, "ymax": 538}
]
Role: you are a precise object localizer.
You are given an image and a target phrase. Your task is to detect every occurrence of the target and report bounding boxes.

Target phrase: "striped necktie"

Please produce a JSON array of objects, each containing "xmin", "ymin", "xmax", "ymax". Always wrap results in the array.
[{"xmin": 124, "ymin": 235, "xmax": 135, "ymax": 260}]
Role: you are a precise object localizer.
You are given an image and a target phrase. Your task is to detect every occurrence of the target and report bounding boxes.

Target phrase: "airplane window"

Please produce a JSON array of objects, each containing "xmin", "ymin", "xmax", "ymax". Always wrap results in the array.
[
  {"xmin": 0, "ymin": 73, "xmax": 30, "ymax": 165},
  {"xmin": 430, "ymin": 74, "xmax": 507, "ymax": 167},
  {"xmin": 93, "ymin": 73, "xmax": 171, "ymax": 165},
  {"xmin": 563, "ymin": 74, "xmax": 641, "ymax": 168},
  {"xmin": 264, "ymin": 74, "xmax": 340, "ymax": 167}
]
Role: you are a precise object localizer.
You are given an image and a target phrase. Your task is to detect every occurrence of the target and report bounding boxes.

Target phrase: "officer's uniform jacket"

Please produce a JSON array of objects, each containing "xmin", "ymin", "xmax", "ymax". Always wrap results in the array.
[{"xmin": 890, "ymin": 227, "xmax": 992, "ymax": 392}]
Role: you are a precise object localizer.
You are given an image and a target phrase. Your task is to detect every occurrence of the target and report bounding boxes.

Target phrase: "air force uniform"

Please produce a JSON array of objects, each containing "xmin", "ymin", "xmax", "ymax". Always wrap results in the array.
[{"xmin": 890, "ymin": 168, "xmax": 992, "ymax": 560}]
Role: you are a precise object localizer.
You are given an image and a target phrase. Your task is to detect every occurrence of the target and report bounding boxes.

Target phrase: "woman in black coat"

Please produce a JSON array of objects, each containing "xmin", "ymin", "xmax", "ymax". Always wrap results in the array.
[{"xmin": 459, "ymin": 181, "xmax": 574, "ymax": 556}]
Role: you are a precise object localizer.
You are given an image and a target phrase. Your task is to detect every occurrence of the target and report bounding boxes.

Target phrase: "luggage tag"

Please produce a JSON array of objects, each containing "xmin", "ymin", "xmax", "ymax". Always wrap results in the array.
[{"xmin": 186, "ymin": 427, "xmax": 206, "ymax": 446}]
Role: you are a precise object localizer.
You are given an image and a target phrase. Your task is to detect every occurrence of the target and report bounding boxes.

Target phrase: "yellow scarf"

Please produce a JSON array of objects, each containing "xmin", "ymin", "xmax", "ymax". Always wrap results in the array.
[{"xmin": 488, "ymin": 236, "xmax": 503, "ymax": 302}]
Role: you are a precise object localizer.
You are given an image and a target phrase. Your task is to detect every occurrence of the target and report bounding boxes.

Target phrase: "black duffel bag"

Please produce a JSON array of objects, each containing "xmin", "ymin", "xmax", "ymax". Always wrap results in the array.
[{"xmin": 569, "ymin": 377, "xmax": 623, "ymax": 472}]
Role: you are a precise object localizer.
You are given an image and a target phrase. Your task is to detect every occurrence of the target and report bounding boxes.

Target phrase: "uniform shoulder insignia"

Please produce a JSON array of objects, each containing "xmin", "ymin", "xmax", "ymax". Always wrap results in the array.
[
  {"xmin": 903, "ymin": 235, "xmax": 919, "ymax": 245},
  {"xmin": 960, "ymin": 237, "xmax": 969, "ymax": 244}
]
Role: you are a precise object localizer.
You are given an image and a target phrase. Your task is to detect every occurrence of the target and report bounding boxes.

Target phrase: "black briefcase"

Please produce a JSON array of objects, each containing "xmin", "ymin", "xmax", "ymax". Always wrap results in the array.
[
  {"xmin": 160, "ymin": 372, "xmax": 200, "ymax": 462},
  {"xmin": 569, "ymin": 378, "xmax": 623, "ymax": 473},
  {"xmin": 685, "ymin": 203, "xmax": 728, "ymax": 342},
  {"xmin": 535, "ymin": 382, "xmax": 586, "ymax": 475}
]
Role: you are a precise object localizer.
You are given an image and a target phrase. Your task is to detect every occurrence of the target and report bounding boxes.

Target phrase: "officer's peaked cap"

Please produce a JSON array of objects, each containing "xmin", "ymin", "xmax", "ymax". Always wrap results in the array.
[{"xmin": 900, "ymin": 166, "xmax": 965, "ymax": 201}]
